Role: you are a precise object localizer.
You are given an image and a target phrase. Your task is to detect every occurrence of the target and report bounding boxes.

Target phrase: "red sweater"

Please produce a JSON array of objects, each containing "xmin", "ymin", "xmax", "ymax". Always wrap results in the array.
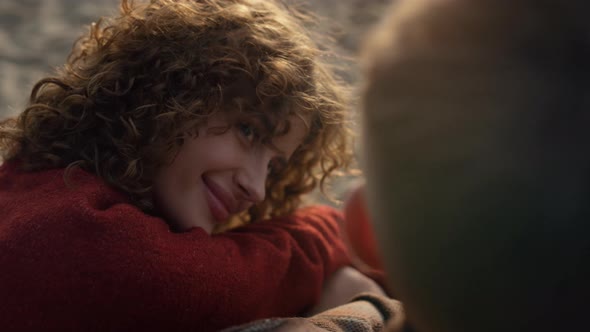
[{"xmin": 0, "ymin": 162, "xmax": 350, "ymax": 331}]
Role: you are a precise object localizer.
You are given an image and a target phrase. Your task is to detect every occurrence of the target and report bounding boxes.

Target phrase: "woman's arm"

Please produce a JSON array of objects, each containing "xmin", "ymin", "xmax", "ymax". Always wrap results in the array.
[
  {"xmin": 305, "ymin": 266, "xmax": 386, "ymax": 316},
  {"xmin": 99, "ymin": 205, "xmax": 351, "ymax": 330},
  {"xmin": 1, "ymin": 166, "xmax": 352, "ymax": 331},
  {"xmin": 1, "ymin": 203, "xmax": 349, "ymax": 331}
]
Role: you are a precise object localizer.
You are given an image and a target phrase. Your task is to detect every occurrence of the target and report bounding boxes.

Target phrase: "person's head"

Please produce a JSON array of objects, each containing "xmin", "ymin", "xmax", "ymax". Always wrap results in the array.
[
  {"xmin": 361, "ymin": 0, "xmax": 590, "ymax": 331},
  {"xmin": 0, "ymin": 0, "xmax": 352, "ymax": 232}
]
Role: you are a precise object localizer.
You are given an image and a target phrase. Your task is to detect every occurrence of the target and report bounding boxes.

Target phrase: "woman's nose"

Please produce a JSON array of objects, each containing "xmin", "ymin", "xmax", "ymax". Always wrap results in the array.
[{"xmin": 235, "ymin": 157, "xmax": 268, "ymax": 203}]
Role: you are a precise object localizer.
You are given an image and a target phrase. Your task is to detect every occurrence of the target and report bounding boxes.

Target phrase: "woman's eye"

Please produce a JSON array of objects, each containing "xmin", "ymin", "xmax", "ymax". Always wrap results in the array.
[
  {"xmin": 268, "ymin": 158, "xmax": 287, "ymax": 174},
  {"xmin": 238, "ymin": 123, "xmax": 256, "ymax": 142}
]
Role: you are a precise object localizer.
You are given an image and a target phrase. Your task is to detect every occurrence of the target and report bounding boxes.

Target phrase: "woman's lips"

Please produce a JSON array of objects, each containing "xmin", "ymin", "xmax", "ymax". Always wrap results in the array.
[{"xmin": 203, "ymin": 177, "xmax": 232, "ymax": 223}]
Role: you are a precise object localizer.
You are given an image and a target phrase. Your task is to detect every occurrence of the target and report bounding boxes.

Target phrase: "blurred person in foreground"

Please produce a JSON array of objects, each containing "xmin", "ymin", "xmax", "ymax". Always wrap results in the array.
[
  {"xmin": 363, "ymin": 0, "xmax": 590, "ymax": 331},
  {"xmin": 226, "ymin": 0, "xmax": 590, "ymax": 330}
]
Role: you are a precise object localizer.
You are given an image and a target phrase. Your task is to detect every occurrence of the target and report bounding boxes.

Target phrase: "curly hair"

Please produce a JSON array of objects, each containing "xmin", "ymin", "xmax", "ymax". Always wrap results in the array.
[{"xmin": 0, "ymin": 0, "xmax": 353, "ymax": 222}]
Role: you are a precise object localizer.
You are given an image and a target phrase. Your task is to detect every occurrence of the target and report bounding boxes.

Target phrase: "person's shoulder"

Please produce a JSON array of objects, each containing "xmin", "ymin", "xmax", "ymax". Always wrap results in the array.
[
  {"xmin": 0, "ymin": 161, "xmax": 152, "ymax": 232},
  {"xmin": 0, "ymin": 161, "xmax": 183, "ymax": 257},
  {"xmin": 0, "ymin": 161, "xmax": 71, "ymax": 203},
  {"xmin": 1, "ymin": 161, "xmax": 118, "ymax": 205}
]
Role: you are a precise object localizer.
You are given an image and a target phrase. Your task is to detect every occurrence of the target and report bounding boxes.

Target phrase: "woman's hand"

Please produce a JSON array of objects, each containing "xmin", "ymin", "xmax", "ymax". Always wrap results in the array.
[{"xmin": 306, "ymin": 266, "xmax": 386, "ymax": 316}]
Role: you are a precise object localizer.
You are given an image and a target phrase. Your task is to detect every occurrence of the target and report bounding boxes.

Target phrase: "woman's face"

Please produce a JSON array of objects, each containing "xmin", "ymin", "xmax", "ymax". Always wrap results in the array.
[{"xmin": 153, "ymin": 113, "xmax": 308, "ymax": 233}]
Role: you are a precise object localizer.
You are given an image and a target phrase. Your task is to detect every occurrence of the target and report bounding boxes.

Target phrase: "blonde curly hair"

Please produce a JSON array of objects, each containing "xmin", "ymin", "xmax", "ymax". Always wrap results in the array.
[{"xmin": 0, "ymin": 0, "xmax": 353, "ymax": 222}]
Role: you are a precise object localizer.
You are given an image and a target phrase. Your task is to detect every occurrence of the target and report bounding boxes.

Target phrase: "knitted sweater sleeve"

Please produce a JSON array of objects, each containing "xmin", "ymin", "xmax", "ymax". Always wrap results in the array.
[
  {"xmin": 0, "ymin": 174, "xmax": 350, "ymax": 332},
  {"xmin": 100, "ymin": 204, "xmax": 350, "ymax": 332}
]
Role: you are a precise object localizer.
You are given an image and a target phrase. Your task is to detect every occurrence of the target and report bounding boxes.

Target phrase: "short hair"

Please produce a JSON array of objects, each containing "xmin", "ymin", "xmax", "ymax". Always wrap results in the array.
[
  {"xmin": 361, "ymin": 0, "xmax": 590, "ymax": 331},
  {"xmin": 0, "ymin": 0, "xmax": 353, "ymax": 221}
]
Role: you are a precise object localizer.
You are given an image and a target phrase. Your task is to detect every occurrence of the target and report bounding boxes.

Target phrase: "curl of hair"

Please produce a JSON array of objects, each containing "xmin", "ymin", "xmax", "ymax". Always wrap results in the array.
[{"xmin": 0, "ymin": 0, "xmax": 353, "ymax": 222}]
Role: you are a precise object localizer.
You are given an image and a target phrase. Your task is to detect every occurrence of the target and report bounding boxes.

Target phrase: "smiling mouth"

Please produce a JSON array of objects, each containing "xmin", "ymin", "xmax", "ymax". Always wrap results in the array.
[{"xmin": 203, "ymin": 177, "xmax": 231, "ymax": 223}]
